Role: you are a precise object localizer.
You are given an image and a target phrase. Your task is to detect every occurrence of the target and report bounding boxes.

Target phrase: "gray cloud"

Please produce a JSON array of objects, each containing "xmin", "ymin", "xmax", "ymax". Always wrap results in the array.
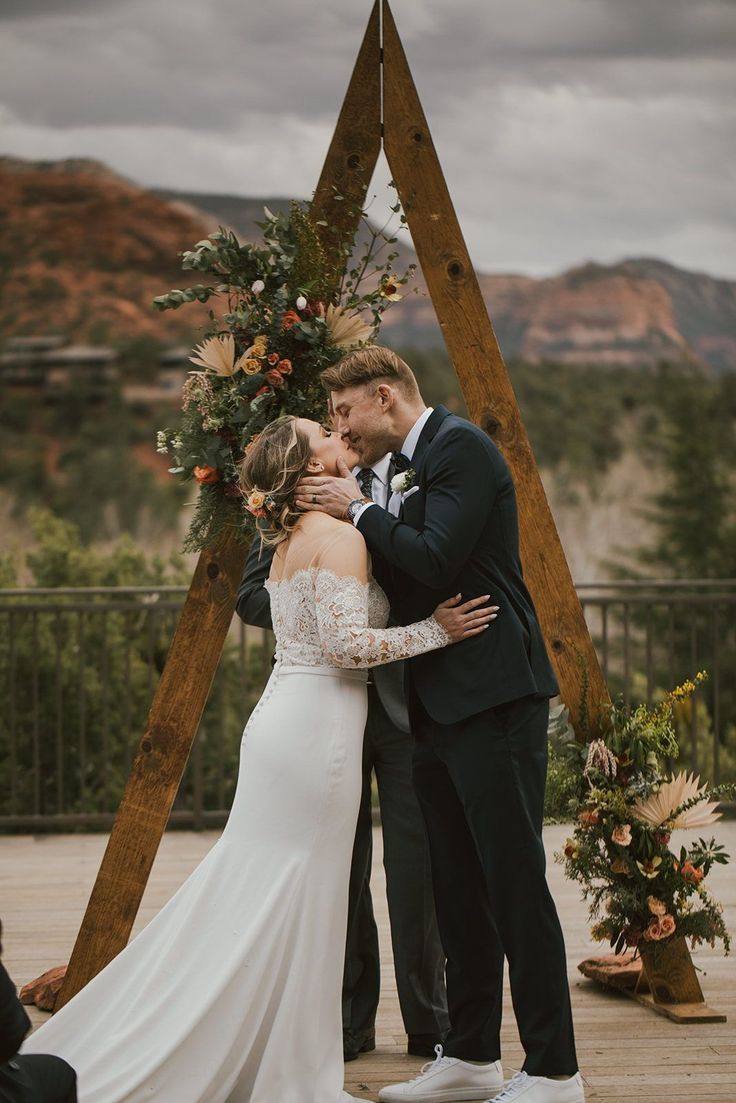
[{"xmin": 1, "ymin": 0, "xmax": 734, "ymax": 277}]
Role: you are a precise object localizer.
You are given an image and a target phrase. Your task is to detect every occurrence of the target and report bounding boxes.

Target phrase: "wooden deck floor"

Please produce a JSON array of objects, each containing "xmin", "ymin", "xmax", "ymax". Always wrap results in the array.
[{"xmin": 1, "ymin": 822, "xmax": 735, "ymax": 1102}]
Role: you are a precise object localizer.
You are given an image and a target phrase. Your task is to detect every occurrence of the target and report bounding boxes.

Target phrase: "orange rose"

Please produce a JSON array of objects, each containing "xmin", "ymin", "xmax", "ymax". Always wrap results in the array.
[
  {"xmin": 679, "ymin": 861, "xmax": 704, "ymax": 885},
  {"xmin": 611, "ymin": 824, "xmax": 632, "ymax": 846},
  {"xmin": 193, "ymin": 465, "xmax": 221, "ymax": 485},
  {"xmin": 578, "ymin": 809, "xmax": 601, "ymax": 828},
  {"xmin": 659, "ymin": 914, "xmax": 676, "ymax": 937},
  {"xmin": 643, "ymin": 918, "xmax": 663, "ymax": 941},
  {"xmin": 267, "ymin": 352, "xmax": 280, "ymax": 365},
  {"xmin": 278, "ymin": 358, "xmax": 293, "ymax": 375},
  {"xmin": 265, "ymin": 369, "xmax": 284, "ymax": 386},
  {"xmin": 281, "ymin": 309, "xmax": 301, "ymax": 330}
]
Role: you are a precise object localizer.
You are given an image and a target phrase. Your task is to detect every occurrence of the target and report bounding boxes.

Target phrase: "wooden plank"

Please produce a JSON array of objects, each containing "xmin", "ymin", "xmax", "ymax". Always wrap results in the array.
[
  {"xmin": 630, "ymin": 993, "xmax": 727, "ymax": 1025},
  {"xmin": 381, "ymin": 0, "xmax": 608, "ymax": 735},
  {"xmin": 55, "ymin": 531, "xmax": 248, "ymax": 1009},
  {"xmin": 6, "ymin": 823, "xmax": 735, "ymax": 1102},
  {"xmin": 311, "ymin": 1, "xmax": 381, "ymax": 267}
]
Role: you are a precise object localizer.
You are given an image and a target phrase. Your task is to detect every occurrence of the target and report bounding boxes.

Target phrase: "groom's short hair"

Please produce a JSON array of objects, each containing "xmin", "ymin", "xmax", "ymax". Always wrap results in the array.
[{"xmin": 320, "ymin": 346, "xmax": 420, "ymax": 398}]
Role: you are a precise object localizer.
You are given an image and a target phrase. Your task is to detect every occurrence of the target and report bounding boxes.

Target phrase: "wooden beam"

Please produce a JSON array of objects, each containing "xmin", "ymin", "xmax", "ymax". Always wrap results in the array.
[
  {"xmin": 311, "ymin": 0, "xmax": 381, "ymax": 266},
  {"xmin": 381, "ymin": 0, "xmax": 608, "ymax": 734},
  {"xmin": 56, "ymin": 2, "xmax": 383, "ymax": 1009},
  {"xmin": 56, "ymin": 530, "xmax": 248, "ymax": 1008}
]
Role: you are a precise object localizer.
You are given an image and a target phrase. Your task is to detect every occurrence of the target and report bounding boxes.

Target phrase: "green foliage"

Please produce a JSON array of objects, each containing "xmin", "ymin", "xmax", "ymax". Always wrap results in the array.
[
  {"xmin": 0, "ymin": 371, "xmax": 185, "ymax": 544},
  {"xmin": 544, "ymin": 701, "xmax": 587, "ymax": 822},
  {"xmin": 393, "ymin": 351, "xmax": 663, "ymax": 485},
  {"xmin": 607, "ymin": 367, "xmax": 736, "ymax": 784},
  {"xmin": 635, "ymin": 372, "xmax": 736, "ymax": 579},
  {"xmin": 0, "ymin": 510, "xmax": 270, "ymax": 823}
]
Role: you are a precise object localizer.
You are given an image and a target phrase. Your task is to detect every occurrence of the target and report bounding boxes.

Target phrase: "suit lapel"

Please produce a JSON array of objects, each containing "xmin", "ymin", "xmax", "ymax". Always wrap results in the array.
[
  {"xmin": 410, "ymin": 405, "xmax": 451, "ymax": 474},
  {"xmin": 397, "ymin": 407, "xmax": 451, "ymax": 521}
]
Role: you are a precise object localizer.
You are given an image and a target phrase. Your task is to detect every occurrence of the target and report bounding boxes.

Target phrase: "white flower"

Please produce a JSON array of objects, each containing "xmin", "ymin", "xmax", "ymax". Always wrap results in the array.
[
  {"xmin": 391, "ymin": 470, "xmax": 416, "ymax": 494},
  {"xmin": 156, "ymin": 431, "xmax": 168, "ymax": 455},
  {"xmin": 251, "ymin": 279, "xmax": 265, "ymax": 294},
  {"xmin": 295, "ymin": 295, "xmax": 307, "ymax": 310}
]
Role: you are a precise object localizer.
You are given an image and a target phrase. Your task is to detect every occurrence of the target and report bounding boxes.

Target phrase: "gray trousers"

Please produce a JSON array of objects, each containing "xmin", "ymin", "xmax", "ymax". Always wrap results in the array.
[{"xmin": 342, "ymin": 683, "xmax": 449, "ymax": 1037}]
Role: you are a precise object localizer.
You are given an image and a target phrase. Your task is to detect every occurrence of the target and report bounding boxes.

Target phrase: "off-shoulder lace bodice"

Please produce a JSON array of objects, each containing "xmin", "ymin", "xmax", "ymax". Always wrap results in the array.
[{"xmin": 265, "ymin": 567, "xmax": 449, "ymax": 669}]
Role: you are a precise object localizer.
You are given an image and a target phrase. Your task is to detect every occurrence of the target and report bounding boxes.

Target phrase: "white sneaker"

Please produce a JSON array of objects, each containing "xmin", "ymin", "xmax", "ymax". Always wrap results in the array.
[
  {"xmin": 378, "ymin": 1043, "xmax": 504, "ymax": 1103},
  {"xmin": 485, "ymin": 1071, "xmax": 585, "ymax": 1103}
]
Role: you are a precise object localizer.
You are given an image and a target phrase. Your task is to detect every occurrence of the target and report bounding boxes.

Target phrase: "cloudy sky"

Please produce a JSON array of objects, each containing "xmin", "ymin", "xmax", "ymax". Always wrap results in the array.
[{"xmin": 1, "ymin": 0, "xmax": 735, "ymax": 278}]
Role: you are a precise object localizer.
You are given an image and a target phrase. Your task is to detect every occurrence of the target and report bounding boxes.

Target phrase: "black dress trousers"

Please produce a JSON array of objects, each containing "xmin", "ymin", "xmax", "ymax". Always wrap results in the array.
[
  {"xmin": 410, "ymin": 690, "xmax": 578, "ymax": 1077},
  {"xmin": 342, "ymin": 683, "xmax": 449, "ymax": 1038}
]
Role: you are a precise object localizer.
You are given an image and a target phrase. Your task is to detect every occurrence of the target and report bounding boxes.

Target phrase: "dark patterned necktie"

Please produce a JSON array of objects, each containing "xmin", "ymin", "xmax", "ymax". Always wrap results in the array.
[
  {"xmin": 391, "ymin": 451, "xmax": 411, "ymax": 474},
  {"xmin": 357, "ymin": 467, "xmax": 375, "ymax": 499}
]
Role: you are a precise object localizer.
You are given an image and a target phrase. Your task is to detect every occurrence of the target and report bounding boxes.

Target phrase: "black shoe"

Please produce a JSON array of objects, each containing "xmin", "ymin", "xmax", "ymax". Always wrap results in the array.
[
  {"xmin": 343, "ymin": 1029, "xmax": 376, "ymax": 1062},
  {"xmin": 407, "ymin": 1033, "xmax": 446, "ymax": 1058}
]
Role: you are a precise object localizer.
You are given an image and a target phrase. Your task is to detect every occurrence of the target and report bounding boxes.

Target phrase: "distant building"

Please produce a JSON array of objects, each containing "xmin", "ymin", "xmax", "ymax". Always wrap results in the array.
[{"xmin": 0, "ymin": 335, "xmax": 119, "ymax": 395}]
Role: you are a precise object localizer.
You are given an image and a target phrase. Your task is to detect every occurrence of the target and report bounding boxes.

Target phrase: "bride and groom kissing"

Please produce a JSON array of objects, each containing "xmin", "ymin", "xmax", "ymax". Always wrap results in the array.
[{"xmin": 22, "ymin": 347, "xmax": 584, "ymax": 1103}]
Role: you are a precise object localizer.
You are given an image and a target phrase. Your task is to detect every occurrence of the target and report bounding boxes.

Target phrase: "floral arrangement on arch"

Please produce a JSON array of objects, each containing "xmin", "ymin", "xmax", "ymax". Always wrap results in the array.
[
  {"xmin": 557, "ymin": 672, "xmax": 735, "ymax": 957},
  {"xmin": 154, "ymin": 199, "xmax": 415, "ymax": 551}
]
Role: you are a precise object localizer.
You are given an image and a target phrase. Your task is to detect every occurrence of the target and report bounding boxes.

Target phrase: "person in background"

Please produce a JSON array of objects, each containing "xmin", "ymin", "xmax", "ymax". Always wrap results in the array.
[{"xmin": 0, "ymin": 920, "xmax": 78, "ymax": 1103}]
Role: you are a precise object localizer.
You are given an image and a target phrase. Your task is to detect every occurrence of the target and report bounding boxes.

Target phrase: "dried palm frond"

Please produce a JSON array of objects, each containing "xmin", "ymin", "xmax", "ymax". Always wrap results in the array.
[
  {"xmin": 324, "ymin": 304, "xmax": 373, "ymax": 349},
  {"xmin": 189, "ymin": 334, "xmax": 239, "ymax": 376},
  {"xmin": 632, "ymin": 771, "xmax": 722, "ymax": 830}
]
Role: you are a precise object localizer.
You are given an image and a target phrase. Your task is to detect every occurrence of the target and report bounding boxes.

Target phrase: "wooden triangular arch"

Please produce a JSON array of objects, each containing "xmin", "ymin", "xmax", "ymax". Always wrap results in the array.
[{"xmin": 56, "ymin": 0, "xmax": 609, "ymax": 1011}]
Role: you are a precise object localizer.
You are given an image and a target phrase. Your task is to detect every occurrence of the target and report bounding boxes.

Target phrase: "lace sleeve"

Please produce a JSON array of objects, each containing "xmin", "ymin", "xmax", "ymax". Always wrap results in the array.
[{"xmin": 314, "ymin": 570, "xmax": 450, "ymax": 669}]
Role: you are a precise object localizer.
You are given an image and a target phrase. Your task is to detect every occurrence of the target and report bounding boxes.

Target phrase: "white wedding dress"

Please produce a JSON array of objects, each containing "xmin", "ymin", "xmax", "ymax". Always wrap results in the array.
[{"xmin": 22, "ymin": 516, "xmax": 448, "ymax": 1103}]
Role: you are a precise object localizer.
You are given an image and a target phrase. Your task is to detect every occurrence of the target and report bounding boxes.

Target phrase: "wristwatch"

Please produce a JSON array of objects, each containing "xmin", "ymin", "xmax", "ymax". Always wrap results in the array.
[{"xmin": 346, "ymin": 497, "xmax": 371, "ymax": 523}]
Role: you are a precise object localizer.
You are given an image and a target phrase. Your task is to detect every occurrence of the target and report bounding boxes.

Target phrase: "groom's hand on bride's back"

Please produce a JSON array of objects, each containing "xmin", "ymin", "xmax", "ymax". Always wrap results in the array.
[
  {"xmin": 434, "ymin": 594, "xmax": 500, "ymax": 643},
  {"xmin": 296, "ymin": 456, "xmax": 362, "ymax": 519}
]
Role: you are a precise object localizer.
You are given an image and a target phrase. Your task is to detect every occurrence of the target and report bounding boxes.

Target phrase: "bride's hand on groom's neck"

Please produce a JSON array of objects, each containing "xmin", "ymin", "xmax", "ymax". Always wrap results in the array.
[{"xmin": 295, "ymin": 456, "xmax": 362, "ymax": 520}]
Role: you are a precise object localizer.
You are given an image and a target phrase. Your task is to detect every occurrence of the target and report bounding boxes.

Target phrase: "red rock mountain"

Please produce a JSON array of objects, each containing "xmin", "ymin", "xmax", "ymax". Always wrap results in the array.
[
  {"xmin": 3, "ymin": 157, "xmax": 735, "ymax": 372},
  {"xmin": 0, "ymin": 157, "xmax": 213, "ymax": 343}
]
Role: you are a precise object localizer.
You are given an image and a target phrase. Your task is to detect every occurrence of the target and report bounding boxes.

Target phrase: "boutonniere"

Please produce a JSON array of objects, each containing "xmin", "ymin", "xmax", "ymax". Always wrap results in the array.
[{"xmin": 390, "ymin": 468, "xmax": 416, "ymax": 495}]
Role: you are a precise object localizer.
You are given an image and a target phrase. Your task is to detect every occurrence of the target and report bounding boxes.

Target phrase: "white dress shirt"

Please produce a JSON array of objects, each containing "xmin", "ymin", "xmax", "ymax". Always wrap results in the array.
[
  {"xmin": 352, "ymin": 453, "xmax": 392, "ymax": 510},
  {"xmin": 352, "ymin": 408, "xmax": 434, "ymax": 525}
]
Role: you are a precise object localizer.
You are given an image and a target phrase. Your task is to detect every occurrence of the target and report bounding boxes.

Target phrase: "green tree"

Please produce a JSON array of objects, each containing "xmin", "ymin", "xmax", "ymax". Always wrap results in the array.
[
  {"xmin": 0, "ymin": 509, "xmax": 270, "ymax": 824},
  {"xmin": 637, "ymin": 374, "xmax": 736, "ymax": 578},
  {"xmin": 611, "ymin": 371, "xmax": 736, "ymax": 783}
]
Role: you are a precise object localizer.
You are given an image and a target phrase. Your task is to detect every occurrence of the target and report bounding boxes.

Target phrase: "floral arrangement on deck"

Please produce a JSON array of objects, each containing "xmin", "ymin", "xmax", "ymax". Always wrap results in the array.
[
  {"xmin": 154, "ymin": 200, "xmax": 414, "ymax": 551},
  {"xmin": 557, "ymin": 672, "xmax": 735, "ymax": 957}
]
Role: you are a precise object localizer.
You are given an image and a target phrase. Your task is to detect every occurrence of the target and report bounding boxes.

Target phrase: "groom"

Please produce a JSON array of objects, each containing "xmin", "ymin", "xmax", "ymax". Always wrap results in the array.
[{"xmin": 296, "ymin": 347, "xmax": 583, "ymax": 1103}]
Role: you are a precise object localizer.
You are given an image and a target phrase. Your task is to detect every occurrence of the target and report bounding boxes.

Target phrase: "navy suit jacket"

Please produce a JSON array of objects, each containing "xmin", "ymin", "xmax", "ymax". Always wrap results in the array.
[{"xmin": 357, "ymin": 406, "xmax": 559, "ymax": 723}]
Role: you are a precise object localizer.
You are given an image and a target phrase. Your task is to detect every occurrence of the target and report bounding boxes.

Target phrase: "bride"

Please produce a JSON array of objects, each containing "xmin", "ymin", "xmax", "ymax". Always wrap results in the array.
[{"xmin": 22, "ymin": 415, "xmax": 497, "ymax": 1103}]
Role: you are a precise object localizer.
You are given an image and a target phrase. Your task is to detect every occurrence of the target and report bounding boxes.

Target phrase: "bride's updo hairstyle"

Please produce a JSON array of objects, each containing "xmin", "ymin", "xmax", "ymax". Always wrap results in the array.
[{"xmin": 239, "ymin": 415, "xmax": 312, "ymax": 546}]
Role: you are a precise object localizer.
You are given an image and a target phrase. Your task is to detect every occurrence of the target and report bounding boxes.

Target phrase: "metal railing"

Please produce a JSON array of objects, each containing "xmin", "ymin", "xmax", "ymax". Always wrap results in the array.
[
  {"xmin": 1, "ymin": 581, "xmax": 733, "ymax": 830},
  {"xmin": 577, "ymin": 580, "xmax": 735, "ymax": 790}
]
